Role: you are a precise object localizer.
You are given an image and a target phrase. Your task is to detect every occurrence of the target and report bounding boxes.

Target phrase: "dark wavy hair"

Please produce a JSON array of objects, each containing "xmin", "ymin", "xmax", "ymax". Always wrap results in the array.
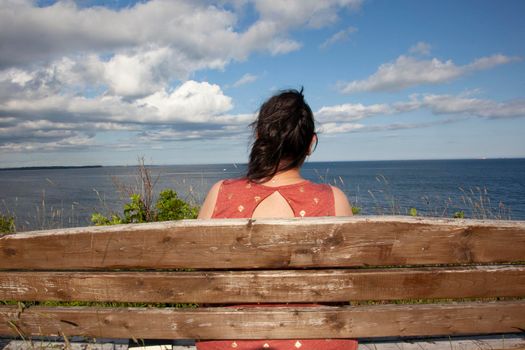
[{"xmin": 246, "ymin": 88, "xmax": 317, "ymax": 183}]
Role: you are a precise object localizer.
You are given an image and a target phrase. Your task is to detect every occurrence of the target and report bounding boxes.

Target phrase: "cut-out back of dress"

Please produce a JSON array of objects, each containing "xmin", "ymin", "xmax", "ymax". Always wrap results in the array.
[{"xmin": 212, "ymin": 178, "xmax": 335, "ymax": 219}]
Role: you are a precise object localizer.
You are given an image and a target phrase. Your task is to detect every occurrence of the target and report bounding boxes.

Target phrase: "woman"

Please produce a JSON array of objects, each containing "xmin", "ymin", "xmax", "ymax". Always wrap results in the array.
[
  {"xmin": 197, "ymin": 89, "xmax": 356, "ymax": 350},
  {"xmin": 199, "ymin": 88, "xmax": 353, "ymax": 220}
]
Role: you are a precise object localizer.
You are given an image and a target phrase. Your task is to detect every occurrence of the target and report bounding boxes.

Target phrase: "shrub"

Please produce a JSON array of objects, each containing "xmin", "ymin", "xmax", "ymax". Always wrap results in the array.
[
  {"xmin": 92, "ymin": 189, "xmax": 198, "ymax": 226},
  {"xmin": 92, "ymin": 158, "xmax": 199, "ymax": 226},
  {"xmin": 156, "ymin": 189, "xmax": 199, "ymax": 221},
  {"xmin": 0, "ymin": 213, "xmax": 15, "ymax": 234},
  {"xmin": 453, "ymin": 210, "xmax": 465, "ymax": 219}
]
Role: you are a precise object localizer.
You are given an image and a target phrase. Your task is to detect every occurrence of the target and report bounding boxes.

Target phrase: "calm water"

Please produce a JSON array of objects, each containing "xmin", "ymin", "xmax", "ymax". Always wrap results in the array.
[{"xmin": 1, "ymin": 159, "xmax": 524, "ymax": 231}]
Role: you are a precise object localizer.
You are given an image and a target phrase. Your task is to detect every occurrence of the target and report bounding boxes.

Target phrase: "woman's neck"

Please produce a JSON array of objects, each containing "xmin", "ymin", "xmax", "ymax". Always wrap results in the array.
[{"xmin": 263, "ymin": 168, "xmax": 305, "ymax": 186}]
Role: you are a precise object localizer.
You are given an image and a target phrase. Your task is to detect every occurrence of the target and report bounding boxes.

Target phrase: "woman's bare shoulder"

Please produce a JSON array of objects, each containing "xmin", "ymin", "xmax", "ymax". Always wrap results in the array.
[
  {"xmin": 197, "ymin": 180, "xmax": 224, "ymax": 219},
  {"xmin": 330, "ymin": 185, "xmax": 353, "ymax": 217},
  {"xmin": 210, "ymin": 179, "xmax": 225, "ymax": 191}
]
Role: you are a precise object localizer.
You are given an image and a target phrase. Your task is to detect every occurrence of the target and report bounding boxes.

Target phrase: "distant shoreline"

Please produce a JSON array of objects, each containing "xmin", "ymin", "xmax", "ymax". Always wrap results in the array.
[
  {"xmin": 1, "ymin": 157, "xmax": 524, "ymax": 170},
  {"xmin": 0, "ymin": 165, "xmax": 103, "ymax": 171}
]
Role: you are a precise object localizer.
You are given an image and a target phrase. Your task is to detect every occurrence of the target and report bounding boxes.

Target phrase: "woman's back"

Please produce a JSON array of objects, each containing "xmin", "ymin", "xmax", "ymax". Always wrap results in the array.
[{"xmin": 212, "ymin": 178, "xmax": 335, "ymax": 219}]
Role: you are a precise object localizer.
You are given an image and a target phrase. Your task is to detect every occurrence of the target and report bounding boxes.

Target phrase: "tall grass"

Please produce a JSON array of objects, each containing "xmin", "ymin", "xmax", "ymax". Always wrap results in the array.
[
  {"xmin": 110, "ymin": 156, "xmax": 160, "ymax": 222},
  {"xmin": 1, "ymin": 190, "xmax": 82, "ymax": 233},
  {"xmin": 459, "ymin": 186, "xmax": 512, "ymax": 220},
  {"xmin": 315, "ymin": 170, "xmax": 513, "ymax": 220}
]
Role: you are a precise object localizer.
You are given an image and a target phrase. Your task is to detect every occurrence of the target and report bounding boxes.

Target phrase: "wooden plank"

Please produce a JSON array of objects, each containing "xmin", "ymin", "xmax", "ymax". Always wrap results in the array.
[
  {"xmin": 1, "ymin": 340, "xmax": 129, "ymax": 350},
  {"xmin": 1, "ymin": 266, "xmax": 524, "ymax": 303},
  {"xmin": 1, "ymin": 301, "xmax": 524, "ymax": 339},
  {"xmin": 1, "ymin": 217, "xmax": 525, "ymax": 270}
]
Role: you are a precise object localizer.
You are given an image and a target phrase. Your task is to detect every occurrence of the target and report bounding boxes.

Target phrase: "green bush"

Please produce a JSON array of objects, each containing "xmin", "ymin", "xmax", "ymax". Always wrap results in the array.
[
  {"xmin": 156, "ymin": 189, "xmax": 199, "ymax": 221},
  {"xmin": 453, "ymin": 210, "xmax": 465, "ymax": 219},
  {"xmin": 0, "ymin": 214, "xmax": 15, "ymax": 234},
  {"xmin": 92, "ymin": 189, "xmax": 198, "ymax": 226},
  {"xmin": 123, "ymin": 193, "xmax": 148, "ymax": 223},
  {"xmin": 91, "ymin": 212, "xmax": 123, "ymax": 226}
]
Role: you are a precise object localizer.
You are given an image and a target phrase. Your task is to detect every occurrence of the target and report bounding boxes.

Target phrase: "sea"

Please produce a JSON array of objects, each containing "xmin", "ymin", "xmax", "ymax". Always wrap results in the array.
[{"xmin": 1, "ymin": 158, "xmax": 524, "ymax": 231}]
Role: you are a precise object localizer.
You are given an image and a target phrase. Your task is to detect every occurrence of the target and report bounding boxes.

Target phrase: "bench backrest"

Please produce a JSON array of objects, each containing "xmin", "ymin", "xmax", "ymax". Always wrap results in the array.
[{"xmin": 1, "ymin": 216, "xmax": 524, "ymax": 340}]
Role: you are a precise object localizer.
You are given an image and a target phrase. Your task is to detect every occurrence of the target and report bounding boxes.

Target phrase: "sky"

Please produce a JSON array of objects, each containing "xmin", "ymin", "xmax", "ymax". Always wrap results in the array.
[{"xmin": 0, "ymin": 0, "xmax": 524, "ymax": 167}]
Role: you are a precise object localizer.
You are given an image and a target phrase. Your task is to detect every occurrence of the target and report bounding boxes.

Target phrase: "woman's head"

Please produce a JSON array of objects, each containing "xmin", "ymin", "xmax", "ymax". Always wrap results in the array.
[{"xmin": 247, "ymin": 88, "xmax": 316, "ymax": 183}]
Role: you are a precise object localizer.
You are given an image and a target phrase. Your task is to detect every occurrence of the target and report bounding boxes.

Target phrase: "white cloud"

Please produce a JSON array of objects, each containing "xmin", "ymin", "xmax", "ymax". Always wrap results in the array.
[
  {"xmin": 334, "ymin": 92, "xmax": 525, "ymax": 122},
  {"xmin": 316, "ymin": 103, "xmax": 391, "ymax": 122},
  {"xmin": 138, "ymin": 123, "xmax": 249, "ymax": 143},
  {"xmin": 103, "ymin": 48, "xmax": 172, "ymax": 97},
  {"xmin": 466, "ymin": 54, "xmax": 519, "ymax": 71},
  {"xmin": 0, "ymin": 79, "xmax": 256, "ymax": 151},
  {"xmin": 0, "ymin": 1, "xmax": 237, "ymax": 69},
  {"xmin": 2, "ymin": 88, "xmax": 524, "ymax": 151},
  {"xmin": 339, "ymin": 54, "xmax": 519, "ymax": 93},
  {"xmin": 136, "ymin": 81, "xmax": 234, "ymax": 123},
  {"xmin": 0, "ymin": 0, "xmax": 361, "ymax": 72},
  {"xmin": 0, "ymin": 80, "xmax": 241, "ymax": 125},
  {"xmin": 254, "ymin": 0, "xmax": 362, "ymax": 29},
  {"xmin": 419, "ymin": 94, "xmax": 525, "ymax": 119},
  {"xmin": 232, "ymin": 73, "xmax": 258, "ymax": 88},
  {"xmin": 314, "ymin": 92, "xmax": 525, "ymax": 135},
  {"xmin": 319, "ymin": 120, "xmax": 454, "ymax": 134},
  {"xmin": 340, "ymin": 55, "xmax": 461, "ymax": 93},
  {"xmin": 0, "ymin": 69, "xmax": 33, "ymax": 86},
  {"xmin": 320, "ymin": 26, "xmax": 357, "ymax": 49},
  {"xmin": 267, "ymin": 39, "xmax": 302, "ymax": 55},
  {"xmin": 319, "ymin": 122, "xmax": 364, "ymax": 133},
  {"xmin": 388, "ymin": 92, "xmax": 525, "ymax": 119},
  {"xmin": 0, "ymin": 1, "xmax": 367, "ymax": 154},
  {"xmin": 409, "ymin": 42, "xmax": 431, "ymax": 56},
  {"xmin": 0, "ymin": 134, "xmax": 97, "ymax": 152}
]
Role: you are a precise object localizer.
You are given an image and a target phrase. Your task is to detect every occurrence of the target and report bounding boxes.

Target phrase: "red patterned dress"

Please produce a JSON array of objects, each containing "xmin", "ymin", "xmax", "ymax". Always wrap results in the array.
[
  {"xmin": 197, "ymin": 178, "xmax": 358, "ymax": 350},
  {"xmin": 211, "ymin": 178, "xmax": 335, "ymax": 218}
]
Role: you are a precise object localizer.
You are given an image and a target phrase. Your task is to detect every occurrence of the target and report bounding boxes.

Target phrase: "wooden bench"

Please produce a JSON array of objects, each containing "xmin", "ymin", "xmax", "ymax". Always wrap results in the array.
[{"xmin": 1, "ymin": 216, "xmax": 524, "ymax": 347}]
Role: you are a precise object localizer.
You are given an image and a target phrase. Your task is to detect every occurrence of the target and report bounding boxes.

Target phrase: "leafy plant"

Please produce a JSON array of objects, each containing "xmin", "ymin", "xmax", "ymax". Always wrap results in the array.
[
  {"xmin": 453, "ymin": 210, "xmax": 465, "ymax": 219},
  {"xmin": 351, "ymin": 206, "xmax": 361, "ymax": 215},
  {"xmin": 92, "ymin": 157, "xmax": 198, "ymax": 226},
  {"xmin": 123, "ymin": 193, "xmax": 148, "ymax": 223},
  {"xmin": 92, "ymin": 189, "xmax": 198, "ymax": 226},
  {"xmin": 156, "ymin": 189, "xmax": 199, "ymax": 221},
  {"xmin": 0, "ymin": 213, "xmax": 15, "ymax": 234},
  {"xmin": 91, "ymin": 212, "xmax": 123, "ymax": 226},
  {"xmin": 409, "ymin": 208, "xmax": 417, "ymax": 217}
]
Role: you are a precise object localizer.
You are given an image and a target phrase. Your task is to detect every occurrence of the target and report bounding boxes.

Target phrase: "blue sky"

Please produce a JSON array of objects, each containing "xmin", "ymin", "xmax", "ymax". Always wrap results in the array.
[{"xmin": 0, "ymin": 0, "xmax": 524, "ymax": 167}]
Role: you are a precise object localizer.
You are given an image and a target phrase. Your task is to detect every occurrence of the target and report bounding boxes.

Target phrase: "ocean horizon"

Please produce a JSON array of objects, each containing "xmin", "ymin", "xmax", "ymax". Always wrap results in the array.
[{"xmin": 2, "ymin": 157, "xmax": 525, "ymax": 171}]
